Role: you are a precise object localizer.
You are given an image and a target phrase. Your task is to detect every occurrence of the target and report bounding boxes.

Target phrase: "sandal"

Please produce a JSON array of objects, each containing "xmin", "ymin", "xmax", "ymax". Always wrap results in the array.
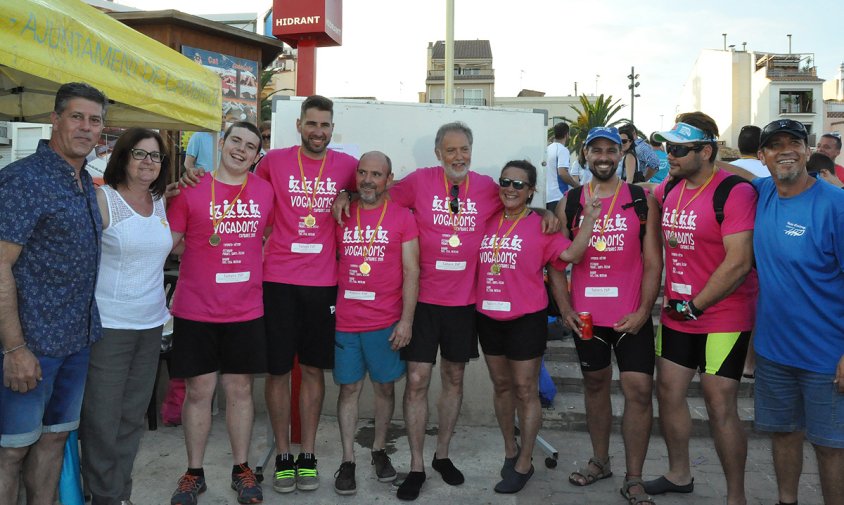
[
  {"xmin": 568, "ymin": 457, "xmax": 612, "ymax": 486},
  {"xmin": 621, "ymin": 477, "xmax": 655, "ymax": 504}
]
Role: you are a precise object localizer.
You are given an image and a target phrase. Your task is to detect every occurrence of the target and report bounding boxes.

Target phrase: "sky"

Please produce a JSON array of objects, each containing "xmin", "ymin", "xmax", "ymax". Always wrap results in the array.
[{"xmin": 121, "ymin": 0, "xmax": 842, "ymax": 136}]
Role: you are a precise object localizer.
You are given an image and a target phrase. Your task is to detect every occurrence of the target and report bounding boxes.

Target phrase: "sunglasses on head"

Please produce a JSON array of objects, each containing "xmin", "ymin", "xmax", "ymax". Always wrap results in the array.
[
  {"xmin": 666, "ymin": 143, "xmax": 708, "ymax": 158},
  {"xmin": 762, "ymin": 119, "xmax": 807, "ymax": 135},
  {"xmin": 130, "ymin": 148, "xmax": 164, "ymax": 163},
  {"xmin": 499, "ymin": 178, "xmax": 528, "ymax": 190},
  {"xmin": 449, "ymin": 184, "xmax": 460, "ymax": 213}
]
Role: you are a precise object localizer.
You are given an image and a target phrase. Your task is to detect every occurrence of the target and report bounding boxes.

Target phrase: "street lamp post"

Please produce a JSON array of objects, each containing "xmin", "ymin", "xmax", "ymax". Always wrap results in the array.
[{"xmin": 627, "ymin": 66, "xmax": 640, "ymax": 123}]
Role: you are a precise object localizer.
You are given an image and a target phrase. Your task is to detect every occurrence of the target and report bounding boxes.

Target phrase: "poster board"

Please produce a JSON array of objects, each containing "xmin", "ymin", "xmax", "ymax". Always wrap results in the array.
[{"xmin": 270, "ymin": 97, "xmax": 549, "ymax": 204}]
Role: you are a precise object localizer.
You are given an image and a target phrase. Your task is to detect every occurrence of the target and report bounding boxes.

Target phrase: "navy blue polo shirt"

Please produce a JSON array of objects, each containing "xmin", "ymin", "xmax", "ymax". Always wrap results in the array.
[{"xmin": 0, "ymin": 140, "xmax": 102, "ymax": 357}]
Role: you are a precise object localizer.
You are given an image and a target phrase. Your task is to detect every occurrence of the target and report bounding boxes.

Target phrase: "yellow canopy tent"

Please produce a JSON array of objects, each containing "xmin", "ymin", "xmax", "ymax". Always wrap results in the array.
[{"xmin": 0, "ymin": 0, "xmax": 221, "ymax": 131}]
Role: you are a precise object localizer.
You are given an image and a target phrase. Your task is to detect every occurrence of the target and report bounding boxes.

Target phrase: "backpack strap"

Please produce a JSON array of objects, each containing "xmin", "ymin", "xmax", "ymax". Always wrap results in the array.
[
  {"xmin": 712, "ymin": 174, "xmax": 753, "ymax": 225},
  {"xmin": 564, "ymin": 186, "xmax": 585, "ymax": 240},
  {"xmin": 621, "ymin": 183, "xmax": 649, "ymax": 250}
]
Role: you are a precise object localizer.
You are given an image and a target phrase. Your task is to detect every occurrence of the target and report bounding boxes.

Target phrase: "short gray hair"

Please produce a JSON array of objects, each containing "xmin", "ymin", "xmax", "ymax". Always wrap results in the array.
[{"xmin": 435, "ymin": 121, "xmax": 473, "ymax": 150}]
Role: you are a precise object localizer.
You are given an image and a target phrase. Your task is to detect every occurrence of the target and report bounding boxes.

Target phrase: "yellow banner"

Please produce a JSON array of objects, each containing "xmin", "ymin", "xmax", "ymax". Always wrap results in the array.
[{"xmin": 0, "ymin": 0, "xmax": 222, "ymax": 130}]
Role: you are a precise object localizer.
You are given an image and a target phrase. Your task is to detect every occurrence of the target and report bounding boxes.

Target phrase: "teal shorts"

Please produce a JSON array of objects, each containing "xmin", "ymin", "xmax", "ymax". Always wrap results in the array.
[{"xmin": 333, "ymin": 324, "xmax": 406, "ymax": 385}]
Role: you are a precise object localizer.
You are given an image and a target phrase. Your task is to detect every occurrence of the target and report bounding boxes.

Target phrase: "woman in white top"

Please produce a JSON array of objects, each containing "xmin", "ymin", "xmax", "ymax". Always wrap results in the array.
[{"xmin": 79, "ymin": 128, "xmax": 173, "ymax": 505}]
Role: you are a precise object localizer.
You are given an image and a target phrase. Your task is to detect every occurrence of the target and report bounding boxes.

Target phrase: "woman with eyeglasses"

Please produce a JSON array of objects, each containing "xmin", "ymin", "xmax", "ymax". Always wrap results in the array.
[
  {"xmin": 79, "ymin": 128, "xmax": 174, "ymax": 505},
  {"xmin": 476, "ymin": 160, "xmax": 599, "ymax": 494}
]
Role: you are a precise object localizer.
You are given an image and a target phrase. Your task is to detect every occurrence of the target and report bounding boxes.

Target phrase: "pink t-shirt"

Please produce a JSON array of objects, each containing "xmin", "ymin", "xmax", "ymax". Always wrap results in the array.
[
  {"xmin": 654, "ymin": 170, "xmax": 758, "ymax": 332},
  {"xmin": 256, "ymin": 146, "xmax": 357, "ymax": 286},
  {"xmin": 476, "ymin": 212, "xmax": 571, "ymax": 321},
  {"xmin": 168, "ymin": 173, "xmax": 274, "ymax": 323},
  {"xmin": 390, "ymin": 166, "xmax": 501, "ymax": 306},
  {"xmin": 335, "ymin": 201, "xmax": 418, "ymax": 332},
  {"xmin": 570, "ymin": 184, "xmax": 645, "ymax": 327}
]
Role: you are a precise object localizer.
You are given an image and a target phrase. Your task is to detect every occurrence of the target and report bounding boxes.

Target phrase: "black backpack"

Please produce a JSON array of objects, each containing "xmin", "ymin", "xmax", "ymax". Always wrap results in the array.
[
  {"xmin": 564, "ymin": 183, "xmax": 649, "ymax": 247},
  {"xmin": 662, "ymin": 174, "xmax": 751, "ymax": 225}
]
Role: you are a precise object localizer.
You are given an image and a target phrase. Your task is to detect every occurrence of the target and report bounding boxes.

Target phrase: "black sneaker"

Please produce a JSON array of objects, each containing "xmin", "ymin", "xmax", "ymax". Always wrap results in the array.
[
  {"xmin": 171, "ymin": 473, "xmax": 206, "ymax": 505},
  {"xmin": 296, "ymin": 453, "xmax": 320, "ymax": 491},
  {"xmin": 432, "ymin": 453, "xmax": 464, "ymax": 485},
  {"xmin": 371, "ymin": 450, "xmax": 397, "ymax": 482},
  {"xmin": 272, "ymin": 454, "xmax": 296, "ymax": 493},
  {"xmin": 333, "ymin": 461, "xmax": 356, "ymax": 495}
]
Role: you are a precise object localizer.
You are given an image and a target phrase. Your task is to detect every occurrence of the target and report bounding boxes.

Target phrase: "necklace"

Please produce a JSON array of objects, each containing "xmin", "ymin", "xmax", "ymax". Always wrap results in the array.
[
  {"xmin": 489, "ymin": 208, "xmax": 527, "ymax": 274},
  {"xmin": 209, "ymin": 171, "xmax": 248, "ymax": 246},
  {"xmin": 354, "ymin": 200, "xmax": 389, "ymax": 274},
  {"xmin": 667, "ymin": 169, "xmax": 717, "ymax": 248},
  {"xmin": 297, "ymin": 147, "xmax": 328, "ymax": 227},
  {"xmin": 587, "ymin": 179, "xmax": 622, "ymax": 251}
]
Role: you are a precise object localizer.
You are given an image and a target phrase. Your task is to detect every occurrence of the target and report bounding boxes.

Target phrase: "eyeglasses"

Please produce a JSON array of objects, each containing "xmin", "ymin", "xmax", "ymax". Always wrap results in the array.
[
  {"xmin": 261, "ymin": 134, "xmax": 271, "ymax": 140},
  {"xmin": 499, "ymin": 178, "xmax": 528, "ymax": 190},
  {"xmin": 666, "ymin": 143, "xmax": 708, "ymax": 158},
  {"xmin": 130, "ymin": 148, "xmax": 163, "ymax": 163},
  {"xmin": 449, "ymin": 184, "xmax": 460, "ymax": 213},
  {"xmin": 762, "ymin": 119, "xmax": 808, "ymax": 136}
]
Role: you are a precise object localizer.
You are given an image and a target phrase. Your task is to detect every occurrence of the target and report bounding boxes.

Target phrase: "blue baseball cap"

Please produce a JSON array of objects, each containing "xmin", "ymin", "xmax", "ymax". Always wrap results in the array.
[
  {"xmin": 585, "ymin": 126, "xmax": 622, "ymax": 147},
  {"xmin": 654, "ymin": 122, "xmax": 716, "ymax": 144}
]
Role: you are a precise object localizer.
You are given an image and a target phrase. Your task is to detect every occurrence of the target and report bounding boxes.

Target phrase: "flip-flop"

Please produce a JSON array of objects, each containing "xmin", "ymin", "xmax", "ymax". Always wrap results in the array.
[
  {"xmin": 643, "ymin": 476, "xmax": 694, "ymax": 495},
  {"xmin": 568, "ymin": 457, "xmax": 612, "ymax": 486}
]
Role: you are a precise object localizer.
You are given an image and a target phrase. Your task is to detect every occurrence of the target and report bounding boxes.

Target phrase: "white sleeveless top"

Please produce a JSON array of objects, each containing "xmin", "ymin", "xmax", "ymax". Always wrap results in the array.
[{"xmin": 95, "ymin": 185, "xmax": 173, "ymax": 329}]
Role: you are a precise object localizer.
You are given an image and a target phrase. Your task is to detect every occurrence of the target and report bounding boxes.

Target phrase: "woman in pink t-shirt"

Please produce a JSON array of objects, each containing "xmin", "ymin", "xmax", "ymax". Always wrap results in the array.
[{"xmin": 476, "ymin": 160, "xmax": 600, "ymax": 493}]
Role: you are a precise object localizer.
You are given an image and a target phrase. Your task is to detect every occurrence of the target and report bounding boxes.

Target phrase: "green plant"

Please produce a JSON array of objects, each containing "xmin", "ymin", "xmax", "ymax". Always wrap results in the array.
[{"xmin": 554, "ymin": 94, "xmax": 626, "ymax": 156}]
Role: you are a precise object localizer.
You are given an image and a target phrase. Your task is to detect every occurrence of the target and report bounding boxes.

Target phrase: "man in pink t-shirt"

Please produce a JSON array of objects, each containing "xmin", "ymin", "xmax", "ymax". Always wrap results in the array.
[
  {"xmin": 167, "ymin": 122, "xmax": 272, "ymax": 504},
  {"xmin": 553, "ymin": 127, "xmax": 663, "ymax": 502},
  {"xmin": 331, "ymin": 151, "xmax": 419, "ymax": 495},
  {"xmin": 644, "ymin": 113, "xmax": 758, "ymax": 505},
  {"xmin": 254, "ymin": 96, "xmax": 358, "ymax": 493}
]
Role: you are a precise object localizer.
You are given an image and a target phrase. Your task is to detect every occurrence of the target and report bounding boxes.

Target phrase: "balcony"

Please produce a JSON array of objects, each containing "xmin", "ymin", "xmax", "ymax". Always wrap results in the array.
[
  {"xmin": 426, "ymin": 69, "xmax": 495, "ymax": 81},
  {"xmin": 756, "ymin": 52, "xmax": 820, "ymax": 81},
  {"xmin": 428, "ymin": 98, "xmax": 488, "ymax": 106}
]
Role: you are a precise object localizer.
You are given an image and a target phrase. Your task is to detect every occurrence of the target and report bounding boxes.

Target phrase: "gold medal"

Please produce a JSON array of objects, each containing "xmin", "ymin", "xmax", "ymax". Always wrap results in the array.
[
  {"xmin": 667, "ymin": 234, "xmax": 679, "ymax": 248},
  {"xmin": 209, "ymin": 234, "xmax": 221, "ymax": 246},
  {"xmin": 304, "ymin": 214, "xmax": 316, "ymax": 227},
  {"xmin": 490, "ymin": 263, "xmax": 501, "ymax": 274},
  {"xmin": 594, "ymin": 237, "xmax": 607, "ymax": 251},
  {"xmin": 359, "ymin": 261, "xmax": 371, "ymax": 274},
  {"xmin": 448, "ymin": 234, "xmax": 461, "ymax": 248},
  {"xmin": 160, "ymin": 218, "xmax": 168, "ymax": 227}
]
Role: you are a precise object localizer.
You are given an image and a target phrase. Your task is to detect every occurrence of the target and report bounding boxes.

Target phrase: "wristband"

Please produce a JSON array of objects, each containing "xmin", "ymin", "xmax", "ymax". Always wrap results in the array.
[
  {"xmin": 2, "ymin": 343, "xmax": 26, "ymax": 356},
  {"xmin": 338, "ymin": 189, "xmax": 352, "ymax": 199},
  {"xmin": 687, "ymin": 300, "xmax": 704, "ymax": 318}
]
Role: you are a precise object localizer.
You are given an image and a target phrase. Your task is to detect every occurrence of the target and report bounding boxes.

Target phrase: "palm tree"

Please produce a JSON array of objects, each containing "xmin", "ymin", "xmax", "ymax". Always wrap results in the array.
[{"xmin": 559, "ymin": 94, "xmax": 626, "ymax": 156}]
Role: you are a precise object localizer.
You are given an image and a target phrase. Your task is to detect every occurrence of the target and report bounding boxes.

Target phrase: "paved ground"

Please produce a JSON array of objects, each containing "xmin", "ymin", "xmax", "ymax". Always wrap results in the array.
[{"xmin": 128, "ymin": 413, "xmax": 824, "ymax": 505}]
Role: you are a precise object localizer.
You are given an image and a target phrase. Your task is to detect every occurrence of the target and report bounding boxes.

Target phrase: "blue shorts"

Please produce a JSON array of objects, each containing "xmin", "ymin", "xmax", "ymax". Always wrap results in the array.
[
  {"xmin": 334, "ymin": 324, "xmax": 406, "ymax": 385},
  {"xmin": 754, "ymin": 354, "xmax": 844, "ymax": 448},
  {"xmin": 0, "ymin": 347, "xmax": 90, "ymax": 448}
]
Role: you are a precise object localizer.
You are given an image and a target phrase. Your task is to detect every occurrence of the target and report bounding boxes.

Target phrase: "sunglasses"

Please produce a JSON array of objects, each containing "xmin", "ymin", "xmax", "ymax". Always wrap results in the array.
[
  {"xmin": 130, "ymin": 148, "xmax": 164, "ymax": 163},
  {"xmin": 621, "ymin": 138, "xmax": 632, "ymax": 144},
  {"xmin": 449, "ymin": 184, "xmax": 460, "ymax": 213},
  {"xmin": 762, "ymin": 119, "xmax": 807, "ymax": 136},
  {"xmin": 499, "ymin": 178, "xmax": 529, "ymax": 190},
  {"xmin": 261, "ymin": 134, "xmax": 271, "ymax": 140},
  {"xmin": 666, "ymin": 143, "xmax": 707, "ymax": 158}
]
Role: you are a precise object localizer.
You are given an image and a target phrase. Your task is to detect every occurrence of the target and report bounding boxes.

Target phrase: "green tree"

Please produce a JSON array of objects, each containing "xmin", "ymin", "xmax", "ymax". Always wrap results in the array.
[
  {"xmin": 557, "ymin": 94, "xmax": 626, "ymax": 157},
  {"xmin": 260, "ymin": 69, "xmax": 274, "ymax": 122}
]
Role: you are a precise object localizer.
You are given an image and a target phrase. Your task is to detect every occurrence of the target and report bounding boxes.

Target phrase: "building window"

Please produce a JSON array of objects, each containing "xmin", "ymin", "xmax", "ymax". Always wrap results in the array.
[
  {"xmin": 462, "ymin": 89, "xmax": 484, "ymax": 106},
  {"xmin": 779, "ymin": 90, "xmax": 814, "ymax": 113}
]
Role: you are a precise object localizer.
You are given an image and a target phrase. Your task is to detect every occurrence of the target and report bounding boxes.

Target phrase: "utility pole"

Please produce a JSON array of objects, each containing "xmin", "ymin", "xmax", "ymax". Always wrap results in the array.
[{"xmin": 627, "ymin": 66, "xmax": 640, "ymax": 123}]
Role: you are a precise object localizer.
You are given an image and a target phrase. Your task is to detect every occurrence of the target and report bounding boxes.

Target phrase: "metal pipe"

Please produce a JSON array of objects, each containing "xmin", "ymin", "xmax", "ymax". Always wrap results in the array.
[{"xmin": 444, "ymin": 0, "xmax": 454, "ymax": 105}]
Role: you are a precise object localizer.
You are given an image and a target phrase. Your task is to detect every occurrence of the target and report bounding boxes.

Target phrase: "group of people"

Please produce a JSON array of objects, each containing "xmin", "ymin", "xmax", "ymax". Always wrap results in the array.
[{"xmin": 0, "ymin": 81, "xmax": 841, "ymax": 505}]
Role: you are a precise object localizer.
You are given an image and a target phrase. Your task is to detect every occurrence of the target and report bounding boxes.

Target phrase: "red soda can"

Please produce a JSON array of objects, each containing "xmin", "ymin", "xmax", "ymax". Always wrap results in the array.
[{"xmin": 578, "ymin": 312, "xmax": 593, "ymax": 340}]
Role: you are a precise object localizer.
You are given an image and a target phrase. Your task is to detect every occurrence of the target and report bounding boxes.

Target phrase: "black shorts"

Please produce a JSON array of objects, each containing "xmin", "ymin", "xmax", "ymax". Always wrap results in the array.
[
  {"xmin": 656, "ymin": 324, "xmax": 750, "ymax": 380},
  {"xmin": 477, "ymin": 310, "xmax": 547, "ymax": 361},
  {"xmin": 572, "ymin": 318, "xmax": 655, "ymax": 374},
  {"xmin": 401, "ymin": 302, "xmax": 478, "ymax": 364},
  {"xmin": 264, "ymin": 282, "xmax": 337, "ymax": 375},
  {"xmin": 170, "ymin": 317, "xmax": 266, "ymax": 378}
]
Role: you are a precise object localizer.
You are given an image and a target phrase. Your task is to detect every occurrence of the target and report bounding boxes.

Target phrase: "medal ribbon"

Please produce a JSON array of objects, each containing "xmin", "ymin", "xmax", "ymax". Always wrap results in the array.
[
  {"xmin": 210, "ymin": 171, "xmax": 248, "ymax": 235},
  {"xmin": 297, "ymin": 146, "xmax": 328, "ymax": 218},
  {"xmin": 443, "ymin": 170, "xmax": 469, "ymax": 236},
  {"xmin": 587, "ymin": 179, "xmax": 622, "ymax": 238},
  {"xmin": 669, "ymin": 168, "xmax": 718, "ymax": 239},
  {"xmin": 491, "ymin": 208, "xmax": 528, "ymax": 269},
  {"xmin": 355, "ymin": 200, "xmax": 389, "ymax": 263}
]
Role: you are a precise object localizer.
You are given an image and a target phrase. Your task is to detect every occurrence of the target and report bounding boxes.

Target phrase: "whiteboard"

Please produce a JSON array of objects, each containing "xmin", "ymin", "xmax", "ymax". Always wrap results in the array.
[{"xmin": 270, "ymin": 97, "xmax": 549, "ymax": 205}]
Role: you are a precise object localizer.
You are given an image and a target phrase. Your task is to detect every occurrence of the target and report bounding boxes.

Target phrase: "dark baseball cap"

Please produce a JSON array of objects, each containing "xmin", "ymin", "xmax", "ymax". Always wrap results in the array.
[{"xmin": 759, "ymin": 119, "xmax": 808, "ymax": 148}]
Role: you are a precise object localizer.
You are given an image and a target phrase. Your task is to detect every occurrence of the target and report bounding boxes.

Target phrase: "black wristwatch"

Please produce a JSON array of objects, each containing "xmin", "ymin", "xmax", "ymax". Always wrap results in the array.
[
  {"xmin": 338, "ymin": 189, "xmax": 352, "ymax": 199},
  {"xmin": 686, "ymin": 300, "xmax": 704, "ymax": 319}
]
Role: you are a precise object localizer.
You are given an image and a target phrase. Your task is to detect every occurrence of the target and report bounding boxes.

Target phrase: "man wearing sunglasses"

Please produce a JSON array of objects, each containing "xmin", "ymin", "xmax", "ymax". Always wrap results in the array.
[
  {"xmin": 645, "ymin": 112, "xmax": 758, "ymax": 505},
  {"xmin": 741, "ymin": 119, "xmax": 844, "ymax": 505}
]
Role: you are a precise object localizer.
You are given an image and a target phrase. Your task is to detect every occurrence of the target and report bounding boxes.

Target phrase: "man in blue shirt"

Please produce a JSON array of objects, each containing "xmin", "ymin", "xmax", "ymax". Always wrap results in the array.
[
  {"xmin": 751, "ymin": 119, "xmax": 844, "ymax": 505},
  {"xmin": 0, "ymin": 82, "xmax": 105, "ymax": 504}
]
